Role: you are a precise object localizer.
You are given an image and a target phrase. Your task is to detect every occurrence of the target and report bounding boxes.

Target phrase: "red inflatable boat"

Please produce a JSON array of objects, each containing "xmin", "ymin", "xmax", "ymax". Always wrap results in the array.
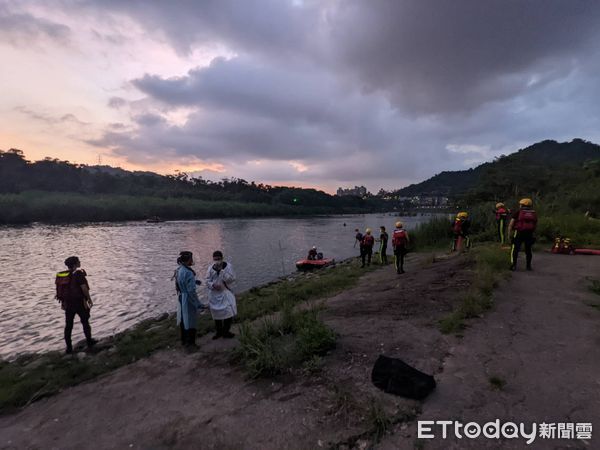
[
  {"xmin": 573, "ymin": 248, "xmax": 600, "ymax": 255},
  {"xmin": 296, "ymin": 258, "xmax": 335, "ymax": 271}
]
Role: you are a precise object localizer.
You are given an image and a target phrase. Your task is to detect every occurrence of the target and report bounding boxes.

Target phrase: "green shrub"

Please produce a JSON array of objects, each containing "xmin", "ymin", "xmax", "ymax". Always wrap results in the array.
[{"xmin": 233, "ymin": 308, "xmax": 335, "ymax": 378}]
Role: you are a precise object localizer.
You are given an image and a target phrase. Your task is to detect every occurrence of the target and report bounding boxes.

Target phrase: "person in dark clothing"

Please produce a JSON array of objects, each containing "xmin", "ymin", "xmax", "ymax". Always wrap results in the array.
[
  {"xmin": 361, "ymin": 228, "xmax": 375, "ymax": 267},
  {"xmin": 494, "ymin": 202, "xmax": 510, "ymax": 245},
  {"xmin": 378, "ymin": 226, "xmax": 389, "ymax": 264},
  {"xmin": 56, "ymin": 256, "xmax": 96, "ymax": 354},
  {"xmin": 307, "ymin": 246, "xmax": 318, "ymax": 260},
  {"xmin": 354, "ymin": 228, "xmax": 363, "ymax": 247},
  {"xmin": 392, "ymin": 221, "xmax": 410, "ymax": 274},
  {"xmin": 508, "ymin": 198, "xmax": 538, "ymax": 271}
]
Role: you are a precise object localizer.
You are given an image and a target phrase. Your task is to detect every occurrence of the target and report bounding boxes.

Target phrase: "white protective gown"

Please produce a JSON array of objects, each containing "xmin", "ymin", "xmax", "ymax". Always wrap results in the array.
[{"xmin": 205, "ymin": 262, "xmax": 237, "ymax": 320}]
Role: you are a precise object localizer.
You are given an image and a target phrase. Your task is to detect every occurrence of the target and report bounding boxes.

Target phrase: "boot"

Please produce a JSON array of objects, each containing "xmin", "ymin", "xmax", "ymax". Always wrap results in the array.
[
  {"xmin": 180, "ymin": 322, "xmax": 187, "ymax": 345},
  {"xmin": 187, "ymin": 328, "xmax": 198, "ymax": 349},
  {"xmin": 213, "ymin": 320, "xmax": 223, "ymax": 340},
  {"xmin": 222, "ymin": 318, "xmax": 235, "ymax": 339}
]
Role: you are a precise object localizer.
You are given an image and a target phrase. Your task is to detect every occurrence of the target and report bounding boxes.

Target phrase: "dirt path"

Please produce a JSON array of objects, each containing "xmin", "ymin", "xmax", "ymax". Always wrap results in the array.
[
  {"xmin": 378, "ymin": 252, "xmax": 600, "ymax": 449},
  {"xmin": 3, "ymin": 251, "xmax": 597, "ymax": 450},
  {"xmin": 0, "ymin": 254, "xmax": 472, "ymax": 450}
]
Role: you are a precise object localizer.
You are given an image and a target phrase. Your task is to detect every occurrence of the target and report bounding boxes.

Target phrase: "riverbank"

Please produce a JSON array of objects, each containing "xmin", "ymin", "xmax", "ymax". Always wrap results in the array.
[
  {"xmin": 2, "ymin": 246, "xmax": 599, "ymax": 449},
  {"xmin": 0, "ymin": 245, "xmax": 492, "ymax": 448},
  {"xmin": 0, "ymin": 257, "xmax": 379, "ymax": 413},
  {"xmin": 0, "ymin": 191, "xmax": 379, "ymax": 224}
]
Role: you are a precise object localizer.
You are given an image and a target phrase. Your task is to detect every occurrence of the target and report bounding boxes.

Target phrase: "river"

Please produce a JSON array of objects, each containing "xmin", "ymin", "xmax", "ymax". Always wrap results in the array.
[{"xmin": 0, "ymin": 213, "xmax": 435, "ymax": 358}]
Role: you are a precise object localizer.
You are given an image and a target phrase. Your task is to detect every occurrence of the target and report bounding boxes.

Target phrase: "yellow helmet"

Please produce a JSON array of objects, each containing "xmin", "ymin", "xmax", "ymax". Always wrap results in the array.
[
  {"xmin": 395, "ymin": 221, "xmax": 403, "ymax": 228},
  {"xmin": 495, "ymin": 202, "xmax": 504, "ymax": 209},
  {"xmin": 365, "ymin": 228, "xmax": 372, "ymax": 234},
  {"xmin": 457, "ymin": 211, "xmax": 468, "ymax": 219},
  {"xmin": 519, "ymin": 198, "xmax": 533, "ymax": 207}
]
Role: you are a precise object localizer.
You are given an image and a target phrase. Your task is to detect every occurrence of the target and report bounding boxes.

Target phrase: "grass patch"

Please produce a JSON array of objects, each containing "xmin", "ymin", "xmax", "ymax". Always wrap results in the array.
[
  {"xmin": 233, "ymin": 305, "xmax": 336, "ymax": 378},
  {"xmin": 0, "ymin": 259, "xmax": 372, "ymax": 414},
  {"xmin": 489, "ymin": 375, "xmax": 507, "ymax": 391},
  {"xmin": 439, "ymin": 244, "xmax": 509, "ymax": 334},
  {"xmin": 410, "ymin": 216, "xmax": 454, "ymax": 251},
  {"xmin": 368, "ymin": 398, "xmax": 393, "ymax": 442}
]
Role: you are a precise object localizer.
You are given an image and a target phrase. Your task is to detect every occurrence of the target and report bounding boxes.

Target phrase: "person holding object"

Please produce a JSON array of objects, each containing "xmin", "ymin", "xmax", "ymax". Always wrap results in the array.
[
  {"xmin": 175, "ymin": 251, "xmax": 202, "ymax": 350},
  {"xmin": 206, "ymin": 250, "xmax": 237, "ymax": 339},
  {"xmin": 55, "ymin": 256, "xmax": 96, "ymax": 354}
]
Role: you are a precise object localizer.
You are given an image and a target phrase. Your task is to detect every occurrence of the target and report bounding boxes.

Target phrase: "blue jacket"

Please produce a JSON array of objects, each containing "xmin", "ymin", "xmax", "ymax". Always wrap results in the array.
[{"xmin": 176, "ymin": 265, "xmax": 201, "ymax": 329}]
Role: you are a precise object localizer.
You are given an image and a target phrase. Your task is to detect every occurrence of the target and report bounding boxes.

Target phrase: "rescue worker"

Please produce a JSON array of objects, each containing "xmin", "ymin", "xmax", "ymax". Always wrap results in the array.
[
  {"xmin": 354, "ymin": 228, "xmax": 363, "ymax": 249},
  {"xmin": 392, "ymin": 221, "xmax": 410, "ymax": 274},
  {"xmin": 175, "ymin": 251, "xmax": 202, "ymax": 350},
  {"xmin": 378, "ymin": 226, "xmax": 389, "ymax": 264},
  {"xmin": 361, "ymin": 228, "xmax": 375, "ymax": 267},
  {"xmin": 452, "ymin": 212, "xmax": 471, "ymax": 251},
  {"xmin": 206, "ymin": 250, "xmax": 237, "ymax": 339},
  {"xmin": 508, "ymin": 198, "xmax": 538, "ymax": 271},
  {"xmin": 55, "ymin": 256, "xmax": 96, "ymax": 354},
  {"xmin": 307, "ymin": 246, "xmax": 318, "ymax": 260},
  {"xmin": 495, "ymin": 202, "xmax": 510, "ymax": 245}
]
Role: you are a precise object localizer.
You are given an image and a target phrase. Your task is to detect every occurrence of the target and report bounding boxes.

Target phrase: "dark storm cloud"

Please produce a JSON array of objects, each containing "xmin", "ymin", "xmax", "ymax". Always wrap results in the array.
[
  {"xmin": 327, "ymin": 0, "xmax": 600, "ymax": 113},
  {"xmin": 85, "ymin": 0, "xmax": 600, "ymax": 113},
  {"xmin": 79, "ymin": 0, "xmax": 600, "ymax": 188}
]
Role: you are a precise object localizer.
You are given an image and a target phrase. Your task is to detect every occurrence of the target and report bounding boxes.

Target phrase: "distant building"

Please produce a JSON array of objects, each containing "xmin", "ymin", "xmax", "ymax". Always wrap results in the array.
[{"xmin": 336, "ymin": 186, "xmax": 368, "ymax": 197}]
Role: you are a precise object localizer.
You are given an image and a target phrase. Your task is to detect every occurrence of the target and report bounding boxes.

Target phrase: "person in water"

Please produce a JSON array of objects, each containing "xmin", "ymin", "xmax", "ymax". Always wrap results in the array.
[
  {"xmin": 175, "ymin": 251, "xmax": 202, "ymax": 350},
  {"xmin": 378, "ymin": 226, "xmax": 389, "ymax": 264},
  {"xmin": 55, "ymin": 256, "xmax": 96, "ymax": 354},
  {"xmin": 206, "ymin": 250, "xmax": 237, "ymax": 339}
]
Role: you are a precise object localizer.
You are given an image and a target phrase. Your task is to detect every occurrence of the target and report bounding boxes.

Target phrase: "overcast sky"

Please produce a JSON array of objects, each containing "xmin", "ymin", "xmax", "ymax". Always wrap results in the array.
[{"xmin": 2, "ymin": 0, "xmax": 600, "ymax": 193}]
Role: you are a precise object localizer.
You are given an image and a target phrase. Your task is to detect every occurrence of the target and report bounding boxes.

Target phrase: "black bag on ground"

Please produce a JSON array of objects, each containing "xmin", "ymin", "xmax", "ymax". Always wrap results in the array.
[{"xmin": 371, "ymin": 355, "xmax": 436, "ymax": 400}]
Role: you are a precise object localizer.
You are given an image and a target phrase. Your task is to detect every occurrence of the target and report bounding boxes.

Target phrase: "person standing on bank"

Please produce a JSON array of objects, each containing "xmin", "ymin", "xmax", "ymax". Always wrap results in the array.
[
  {"xmin": 508, "ymin": 198, "xmax": 538, "ymax": 271},
  {"xmin": 55, "ymin": 256, "xmax": 96, "ymax": 354},
  {"xmin": 378, "ymin": 226, "xmax": 389, "ymax": 265},
  {"xmin": 175, "ymin": 251, "xmax": 202, "ymax": 350},
  {"xmin": 392, "ymin": 222, "xmax": 410, "ymax": 274},
  {"xmin": 206, "ymin": 251, "xmax": 237, "ymax": 339},
  {"xmin": 360, "ymin": 228, "xmax": 375, "ymax": 267}
]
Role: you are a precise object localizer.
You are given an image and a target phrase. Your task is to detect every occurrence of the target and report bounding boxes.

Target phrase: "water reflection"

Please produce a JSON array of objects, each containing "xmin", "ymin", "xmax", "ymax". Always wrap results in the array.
[{"xmin": 0, "ymin": 214, "xmax": 434, "ymax": 357}]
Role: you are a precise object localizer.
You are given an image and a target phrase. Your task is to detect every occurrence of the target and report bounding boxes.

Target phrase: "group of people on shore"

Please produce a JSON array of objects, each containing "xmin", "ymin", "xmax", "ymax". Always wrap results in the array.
[
  {"xmin": 55, "ymin": 198, "xmax": 537, "ymax": 354},
  {"xmin": 55, "ymin": 250, "xmax": 238, "ymax": 353},
  {"xmin": 354, "ymin": 221, "xmax": 410, "ymax": 274},
  {"xmin": 452, "ymin": 197, "xmax": 538, "ymax": 271}
]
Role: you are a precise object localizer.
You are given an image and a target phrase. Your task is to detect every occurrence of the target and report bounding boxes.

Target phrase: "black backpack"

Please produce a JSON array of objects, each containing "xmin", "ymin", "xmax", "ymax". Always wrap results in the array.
[{"xmin": 371, "ymin": 355, "xmax": 436, "ymax": 400}]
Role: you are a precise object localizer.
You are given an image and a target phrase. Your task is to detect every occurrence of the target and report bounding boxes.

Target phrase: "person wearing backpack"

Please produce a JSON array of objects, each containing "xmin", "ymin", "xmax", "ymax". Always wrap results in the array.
[
  {"xmin": 392, "ymin": 221, "xmax": 410, "ymax": 274},
  {"xmin": 508, "ymin": 198, "xmax": 538, "ymax": 271},
  {"xmin": 360, "ymin": 228, "xmax": 375, "ymax": 267},
  {"xmin": 175, "ymin": 251, "xmax": 203, "ymax": 350},
  {"xmin": 55, "ymin": 256, "xmax": 96, "ymax": 354},
  {"xmin": 494, "ymin": 202, "xmax": 510, "ymax": 245}
]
